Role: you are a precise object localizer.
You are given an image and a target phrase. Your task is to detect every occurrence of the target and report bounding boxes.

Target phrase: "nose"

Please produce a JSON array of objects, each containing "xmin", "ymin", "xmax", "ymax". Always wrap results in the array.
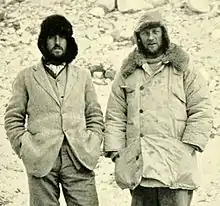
[
  {"xmin": 55, "ymin": 35, "xmax": 60, "ymax": 44},
  {"xmin": 148, "ymin": 31, "xmax": 154, "ymax": 40}
]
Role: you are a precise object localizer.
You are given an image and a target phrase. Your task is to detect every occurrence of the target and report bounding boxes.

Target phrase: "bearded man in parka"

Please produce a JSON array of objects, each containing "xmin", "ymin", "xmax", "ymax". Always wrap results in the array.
[{"xmin": 104, "ymin": 10, "xmax": 213, "ymax": 206}]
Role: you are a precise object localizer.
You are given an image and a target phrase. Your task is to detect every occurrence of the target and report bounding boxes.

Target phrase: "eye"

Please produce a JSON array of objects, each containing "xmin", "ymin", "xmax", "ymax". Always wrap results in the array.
[
  {"xmin": 153, "ymin": 29, "xmax": 161, "ymax": 34},
  {"xmin": 140, "ymin": 31, "xmax": 150, "ymax": 37},
  {"xmin": 59, "ymin": 35, "xmax": 65, "ymax": 39},
  {"xmin": 47, "ymin": 35, "xmax": 54, "ymax": 40},
  {"xmin": 58, "ymin": 33, "xmax": 66, "ymax": 38},
  {"xmin": 145, "ymin": 31, "xmax": 150, "ymax": 36}
]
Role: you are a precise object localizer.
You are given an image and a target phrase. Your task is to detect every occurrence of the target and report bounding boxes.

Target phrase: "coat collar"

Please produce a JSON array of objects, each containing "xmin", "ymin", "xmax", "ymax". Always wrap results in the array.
[
  {"xmin": 121, "ymin": 43, "xmax": 189, "ymax": 79},
  {"xmin": 32, "ymin": 61, "xmax": 77, "ymax": 106}
]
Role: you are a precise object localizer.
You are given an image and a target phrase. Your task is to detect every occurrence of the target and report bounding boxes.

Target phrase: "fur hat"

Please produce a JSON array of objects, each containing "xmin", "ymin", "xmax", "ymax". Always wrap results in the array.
[
  {"xmin": 38, "ymin": 14, "xmax": 78, "ymax": 63},
  {"xmin": 133, "ymin": 10, "xmax": 170, "ymax": 54}
]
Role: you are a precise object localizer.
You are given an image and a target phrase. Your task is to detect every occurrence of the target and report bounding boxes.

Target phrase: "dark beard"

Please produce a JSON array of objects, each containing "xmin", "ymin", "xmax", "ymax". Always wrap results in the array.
[{"xmin": 44, "ymin": 50, "xmax": 66, "ymax": 65}]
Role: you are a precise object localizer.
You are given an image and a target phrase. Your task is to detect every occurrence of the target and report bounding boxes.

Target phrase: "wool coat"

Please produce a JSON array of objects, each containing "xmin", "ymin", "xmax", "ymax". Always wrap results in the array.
[{"xmin": 4, "ymin": 61, "xmax": 104, "ymax": 177}]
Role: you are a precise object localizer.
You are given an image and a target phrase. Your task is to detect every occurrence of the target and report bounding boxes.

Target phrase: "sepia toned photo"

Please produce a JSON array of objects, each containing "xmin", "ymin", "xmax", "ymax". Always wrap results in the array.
[{"xmin": 0, "ymin": 0, "xmax": 219, "ymax": 205}]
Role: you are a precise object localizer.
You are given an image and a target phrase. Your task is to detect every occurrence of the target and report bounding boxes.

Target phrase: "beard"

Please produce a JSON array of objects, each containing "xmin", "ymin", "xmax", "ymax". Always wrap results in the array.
[
  {"xmin": 46, "ymin": 46, "xmax": 67, "ymax": 65},
  {"xmin": 145, "ymin": 44, "xmax": 163, "ymax": 56},
  {"xmin": 140, "ymin": 41, "xmax": 165, "ymax": 58}
]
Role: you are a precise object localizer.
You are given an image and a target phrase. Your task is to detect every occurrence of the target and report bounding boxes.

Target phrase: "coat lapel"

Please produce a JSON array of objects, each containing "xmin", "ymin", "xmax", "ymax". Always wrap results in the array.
[
  {"xmin": 33, "ymin": 62, "xmax": 60, "ymax": 106},
  {"xmin": 63, "ymin": 64, "xmax": 78, "ymax": 102}
]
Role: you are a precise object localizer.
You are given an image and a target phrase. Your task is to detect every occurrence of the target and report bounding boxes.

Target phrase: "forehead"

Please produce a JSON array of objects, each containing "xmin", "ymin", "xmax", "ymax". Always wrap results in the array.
[
  {"xmin": 140, "ymin": 26, "xmax": 162, "ymax": 34},
  {"xmin": 47, "ymin": 33, "xmax": 67, "ymax": 38}
]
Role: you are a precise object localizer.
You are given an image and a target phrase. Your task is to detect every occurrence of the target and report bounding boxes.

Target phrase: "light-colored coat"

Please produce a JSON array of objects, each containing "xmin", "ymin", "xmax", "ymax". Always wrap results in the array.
[
  {"xmin": 104, "ymin": 44, "xmax": 213, "ymax": 190},
  {"xmin": 4, "ymin": 61, "xmax": 104, "ymax": 177}
]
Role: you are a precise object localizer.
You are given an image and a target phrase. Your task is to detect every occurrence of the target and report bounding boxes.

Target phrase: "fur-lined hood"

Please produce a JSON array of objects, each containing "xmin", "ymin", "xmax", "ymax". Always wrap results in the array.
[
  {"xmin": 121, "ymin": 43, "xmax": 189, "ymax": 79},
  {"xmin": 133, "ymin": 10, "xmax": 170, "ymax": 54},
  {"xmin": 122, "ymin": 10, "xmax": 189, "ymax": 79}
]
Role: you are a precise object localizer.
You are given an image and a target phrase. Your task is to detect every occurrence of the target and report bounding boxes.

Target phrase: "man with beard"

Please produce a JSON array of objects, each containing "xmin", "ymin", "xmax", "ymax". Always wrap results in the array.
[
  {"xmin": 104, "ymin": 10, "xmax": 213, "ymax": 206},
  {"xmin": 4, "ymin": 14, "xmax": 104, "ymax": 206}
]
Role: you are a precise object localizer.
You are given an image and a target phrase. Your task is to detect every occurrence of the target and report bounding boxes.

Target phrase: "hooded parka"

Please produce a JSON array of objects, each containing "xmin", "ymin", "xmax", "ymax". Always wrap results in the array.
[{"xmin": 104, "ymin": 11, "xmax": 213, "ymax": 190}]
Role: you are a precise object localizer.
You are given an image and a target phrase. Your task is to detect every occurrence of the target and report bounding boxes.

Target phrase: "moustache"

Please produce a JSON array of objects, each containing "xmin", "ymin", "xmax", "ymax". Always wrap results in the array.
[
  {"xmin": 52, "ymin": 45, "xmax": 63, "ymax": 50},
  {"xmin": 147, "ymin": 42, "xmax": 157, "ymax": 45}
]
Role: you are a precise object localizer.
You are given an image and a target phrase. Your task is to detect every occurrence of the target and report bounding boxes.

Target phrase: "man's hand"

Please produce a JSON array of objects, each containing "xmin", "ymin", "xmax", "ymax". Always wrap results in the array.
[{"xmin": 110, "ymin": 151, "xmax": 119, "ymax": 162}]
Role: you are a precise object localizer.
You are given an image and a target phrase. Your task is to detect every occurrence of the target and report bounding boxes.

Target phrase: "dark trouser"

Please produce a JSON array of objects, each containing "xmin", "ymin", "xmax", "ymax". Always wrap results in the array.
[
  {"xmin": 131, "ymin": 186, "xmax": 193, "ymax": 206},
  {"xmin": 27, "ymin": 140, "xmax": 99, "ymax": 206}
]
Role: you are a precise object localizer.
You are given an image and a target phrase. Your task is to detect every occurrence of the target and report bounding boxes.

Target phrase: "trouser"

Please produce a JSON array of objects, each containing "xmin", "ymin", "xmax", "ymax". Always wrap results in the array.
[
  {"xmin": 131, "ymin": 186, "xmax": 193, "ymax": 206},
  {"xmin": 27, "ymin": 140, "xmax": 99, "ymax": 206}
]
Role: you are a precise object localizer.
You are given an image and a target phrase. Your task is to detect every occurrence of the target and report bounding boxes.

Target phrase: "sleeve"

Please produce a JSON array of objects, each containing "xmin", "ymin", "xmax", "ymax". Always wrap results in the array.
[
  {"xmin": 84, "ymin": 70, "xmax": 104, "ymax": 135},
  {"xmin": 4, "ymin": 71, "xmax": 29, "ymax": 157},
  {"xmin": 181, "ymin": 62, "xmax": 213, "ymax": 152},
  {"xmin": 104, "ymin": 72, "xmax": 127, "ymax": 157}
]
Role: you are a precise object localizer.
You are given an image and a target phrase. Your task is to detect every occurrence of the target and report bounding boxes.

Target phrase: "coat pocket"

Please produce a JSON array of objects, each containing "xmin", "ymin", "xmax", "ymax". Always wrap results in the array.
[
  {"xmin": 19, "ymin": 131, "xmax": 30, "ymax": 158},
  {"xmin": 115, "ymin": 139, "xmax": 143, "ymax": 190},
  {"xmin": 174, "ymin": 140, "xmax": 200, "ymax": 189}
]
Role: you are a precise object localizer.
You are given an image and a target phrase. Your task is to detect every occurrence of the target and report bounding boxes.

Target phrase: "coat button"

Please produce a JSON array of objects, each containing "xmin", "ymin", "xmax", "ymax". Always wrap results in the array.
[
  {"xmin": 140, "ymin": 86, "xmax": 144, "ymax": 90},
  {"xmin": 140, "ymin": 133, "xmax": 144, "ymax": 137},
  {"xmin": 139, "ymin": 109, "xmax": 144, "ymax": 113}
]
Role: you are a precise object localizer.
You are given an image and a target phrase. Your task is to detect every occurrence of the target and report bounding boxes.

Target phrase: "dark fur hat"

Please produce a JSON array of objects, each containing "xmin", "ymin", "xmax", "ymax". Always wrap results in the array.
[{"xmin": 38, "ymin": 14, "xmax": 78, "ymax": 63}]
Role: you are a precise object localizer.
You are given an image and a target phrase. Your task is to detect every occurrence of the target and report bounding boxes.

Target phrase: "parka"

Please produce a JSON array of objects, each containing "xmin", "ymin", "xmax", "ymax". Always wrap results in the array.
[{"xmin": 104, "ymin": 11, "xmax": 213, "ymax": 190}]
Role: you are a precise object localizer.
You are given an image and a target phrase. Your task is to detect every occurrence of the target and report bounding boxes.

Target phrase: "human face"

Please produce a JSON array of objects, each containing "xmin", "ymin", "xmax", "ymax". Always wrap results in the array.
[
  {"xmin": 139, "ymin": 27, "xmax": 163, "ymax": 58},
  {"xmin": 46, "ymin": 34, "xmax": 67, "ymax": 58}
]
